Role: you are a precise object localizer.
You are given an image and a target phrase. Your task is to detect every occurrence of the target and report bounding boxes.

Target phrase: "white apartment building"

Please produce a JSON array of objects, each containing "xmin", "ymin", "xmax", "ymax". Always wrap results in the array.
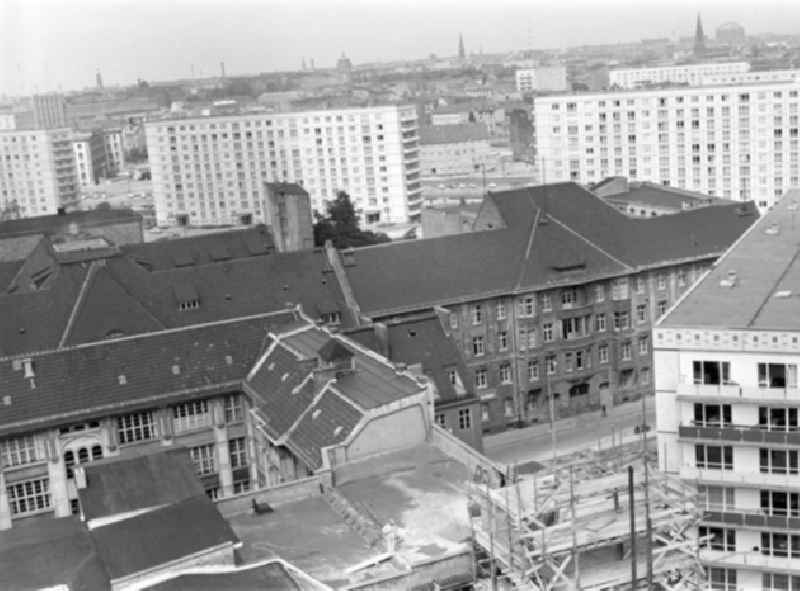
[
  {"xmin": 145, "ymin": 105, "xmax": 421, "ymax": 228},
  {"xmin": 610, "ymin": 62, "xmax": 750, "ymax": 89},
  {"xmin": 0, "ymin": 128, "xmax": 77, "ymax": 218},
  {"xmin": 701, "ymin": 70, "xmax": 800, "ymax": 86},
  {"xmin": 533, "ymin": 80, "xmax": 800, "ymax": 210},
  {"xmin": 655, "ymin": 190, "xmax": 800, "ymax": 591},
  {"xmin": 516, "ymin": 66, "xmax": 569, "ymax": 93},
  {"xmin": 104, "ymin": 128, "xmax": 125, "ymax": 176}
]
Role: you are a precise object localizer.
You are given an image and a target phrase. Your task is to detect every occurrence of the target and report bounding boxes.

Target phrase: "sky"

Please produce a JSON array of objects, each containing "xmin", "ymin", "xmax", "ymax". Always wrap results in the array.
[{"xmin": 2, "ymin": 0, "xmax": 800, "ymax": 96}]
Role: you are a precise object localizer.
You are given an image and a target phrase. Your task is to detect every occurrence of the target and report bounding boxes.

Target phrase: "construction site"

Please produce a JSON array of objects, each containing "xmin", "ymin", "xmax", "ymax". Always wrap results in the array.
[{"xmin": 469, "ymin": 440, "xmax": 704, "ymax": 590}]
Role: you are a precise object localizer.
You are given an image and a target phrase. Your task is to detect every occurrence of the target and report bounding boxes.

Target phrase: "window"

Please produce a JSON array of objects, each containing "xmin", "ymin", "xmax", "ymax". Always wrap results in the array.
[
  {"xmin": 229, "ymin": 437, "xmax": 247, "ymax": 469},
  {"xmin": 692, "ymin": 361, "xmax": 731, "ymax": 385},
  {"xmin": 520, "ymin": 296, "xmax": 535, "ymax": 317},
  {"xmin": 698, "ymin": 485, "xmax": 736, "ymax": 512},
  {"xmin": 0, "ymin": 435, "xmax": 39, "ymax": 467},
  {"xmin": 542, "ymin": 294, "xmax": 552, "ymax": 311},
  {"xmin": 708, "ymin": 568, "xmax": 736, "ymax": 591},
  {"xmin": 694, "ymin": 403, "xmax": 732, "ymax": 427},
  {"xmin": 761, "ymin": 532, "xmax": 800, "ymax": 559},
  {"xmin": 472, "ymin": 336, "xmax": 485, "ymax": 356},
  {"xmin": 759, "ymin": 407, "xmax": 799, "ymax": 432},
  {"xmin": 527, "ymin": 330, "xmax": 536, "ymax": 349},
  {"xmin": 472, "ymin": 305, "xmax": 483, "ymax": 324},
  {"xmin": 449, "ymin": 313, "xmax": 458, "ymax": 330},
  {"xmin": 613, "ymin": 311, "xmax": 630, "ymax": 330},
  {"xmin": 657, "ymin": 300, "xmax": 667, "ymax": 317},
  {"xmin": 546, "ymin": 355, "xmax": 557, "ymax": 375},
  {"xmin": 699, "ymin": 526, "xmax": 736, "ymax": 551},
  {"xmin": 599, "ymin": 344, "xmax": 609, "ymax": 364},
  {"xmin": 611, "ymin": 278, "xmax": 628, "ymax": 300},
  {"xmin": 118, "ymin": 411, "xmax": 157, "ymax": 444},
  {"xmin": 233, "ymin": 479, "xmax": 250, "ymax": 494},
  {"xmin": 759, "ymin": 362, "xmax": 798, "ymax": 389},
  {"xmin": 635, "ymin": 277, "xmax": 645, "ymax": 294},
  {"xmin": 224, "ymin": 394, "xmax": 244, "ymax": 423},
  {"xmin": 695, "ymin": 445, "xmax": 733, "ymax": 470},
  {"xmin": 761, "ymin": 573, "xmax": 800, "ymax": 591},
  {"xmin": 173, "ymin": 400, "xmax": 210, "ymax": 432},
  {"xmin": 190, "ymin": 444, "xmax": 216, "ymax": 475},
  {"xmin": 561, "ymin": 288, "xmax": 577, "ymax": 307},
  {"xmin": 760, "ymin": 448, "xmax": 799, "ymax": 474},
  {"xmin": 761, "ymin": 489, "xmax": 800, "ymax": 517},
  {"xmin": 475, "ymin": 369, "xmax": 488, "ymax": 389},
  {"xmin": 458, "ymin": 408, "xmax": 472, "ymax": 429},
  {"xmin": 595, "ymin": 314, "xmax": 606, "ymax": 332},
  {"xmin": 504, "ymin": 398, "xmax": 515, "ymax": 418},
  {"xmin": 435, "ymin": 413, "xmax": 446, "ymax": 427},
  {"xmin": 594, "ymin": 285, "xmax": 605, "ymax": 302},
  {"xmin": 543, "ymin": 323, "xmax": 553, "ymax": 342},
  {"xmin": 496, "ymin": 302, "xmax": 506, "ymax": 320},
  {"xmin": 481, "ymin": 404, "xmax": 489, "ymax": 423},
  {"xmin": 657, "ymin": 273, "xmax": 667, "ymax": 290},
  {"xmin": 498, "ymin": 331, "xmax": 508, "ymax": 351},
  {"xmin": 499, "ymin": 363, "xmax": 512, "ymax": 384},
  {"xmin": 636, "ymin": 304, "xmax": 647, "ymax": 323},
  {"xmin": 528, "ymin": 360, "xmax": 539, "ymax": 381},
  {"xmin": 7, "ymin": 478, "xmax": 50, "ymax": 516},
  {"xmin": 621, "ymin": 342, "xmax": 632, "ymax": 360}
]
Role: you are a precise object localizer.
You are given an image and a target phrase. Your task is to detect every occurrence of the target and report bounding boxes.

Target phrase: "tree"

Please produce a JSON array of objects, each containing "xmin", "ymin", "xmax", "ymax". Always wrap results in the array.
[{"xmin": 313, "ymin": 191, "xmax": 390, "ymax": 249}]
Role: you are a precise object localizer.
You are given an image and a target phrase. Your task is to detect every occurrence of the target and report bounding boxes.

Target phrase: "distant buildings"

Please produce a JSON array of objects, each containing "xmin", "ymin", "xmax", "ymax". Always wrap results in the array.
[
  {"xmin": 104, "ymin": 127, "xmax": 125, "ymax": 175},
  {"xmin": 515, "ymin": 66, "xmax": 569, "ymax": 93},
  {"xmin": 716, "ymin": 22, "xmax": 747, "ymax": 46},
  {"xmin": 145, "ymin": 104, "xmax": 421, "ymax": 227},
  {"xmin": 655, "ymin": 189, "xmax": 800, "ymax": 590},
  {"xmin": 0, "ymin": 208, "xmax": 143, "ymax": 245},
  {"xmin": 694, "ymin": 13, "xmax": 707, "ymax": 57},
  {"xmin": 533, "ymin": 80, "xmax": 800, "ymax": 209},
  {"xmin": 593, "ymin": 176, "xmax": 730, "ymax": 217},
  {"xmin": 419, "ymin": 123, "xmax": 496, "ymax": 176},
  {"xmin": 0, "ymin": 128, "xmax": 78, "ymax": 218},
  {"xmin": 609, "ymin": 62, "xmax": 750, "ymax": 88},
  {"xmin": 32, "ymin": 94, "xmax": 68, "ymax": 129},
  {"xmin": 72, "ymin": 130, "xmax": 107, "ymax": 187}
]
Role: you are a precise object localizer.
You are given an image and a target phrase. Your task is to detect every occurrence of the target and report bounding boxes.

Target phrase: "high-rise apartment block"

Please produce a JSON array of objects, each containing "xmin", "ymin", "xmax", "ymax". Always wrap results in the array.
[
  {"xmin": 533, "ymin": 81, "xmax": 800, "ymax": 209},
  {"xmin": 103, "ymin": 128, "xmax": 125, "ymax": 176},
  {"xmin": 145, "ymin": 105, "xmax": 421, "ymax": 228},
  {"xmin": 609, "ymin": 62, "xmax": 750, "ymax": 89},
  {"xmin": 72, "ymin": 130, "xmax": 107, "ymax": 187},
  {"xmin": 655, "ymin": 189, "xmax": 800, "ymax": 590},
  {"xmin": 0, "ymin": 129, "xmax": 78, "ymax": 218}
]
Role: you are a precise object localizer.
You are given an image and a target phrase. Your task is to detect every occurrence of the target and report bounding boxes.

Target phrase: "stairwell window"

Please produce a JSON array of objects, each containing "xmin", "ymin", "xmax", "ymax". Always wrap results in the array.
[
  {"xmin": 472, "ymin": 336, "xmax": 485, "ymax": 356},
  {"xmin": 599, "ymin": 345, "xmax": 609, "ymax": 364},
  {"xmin": 173, "ymin": 400, "xmax": 210, "ymax": 432},
  {"xmin": 542, "ymin": 294, "xmax": 552, "ymax": 312},
  {"xmin": 621, "ymin": 342, "xmax": 632, "ymax": 361},
  {"xmin": 595, "ymin": 314, "xmax": 606, "ymax": 332},
  {"xmin": 458, "ymin": 408, "xmax": 472, "ymax": 430},
  {"xmin": 496, "ymin": 302, "xmax": 506, "ymax": 321},
  {"xmin": 499, "ymin": 363, "xmax": 512, "ymax": 384},
  {"xmin": 117, "ymin": 411, "xmax": 157, "ymax": 444},
  {"xmin": 699, "ymin": 526, "xmax": 736, "ymax": 551},
  {"xmin": 498, "ymin": 331, "xmax": 508, "ymax": 351},
  {"xmin": 528, "ymin": 360, "xmax": 539, "ymax": 381},
  {"xmin": 472, "ymin": 305, "xmax": 483, "ymax": 325},
  {"xmin": 696, "ymin": 445, "xmax": 733, "ymax": 471},
  {"xmin": 542, "ymin": 323, "xmax": 553, "ymax": 343}
]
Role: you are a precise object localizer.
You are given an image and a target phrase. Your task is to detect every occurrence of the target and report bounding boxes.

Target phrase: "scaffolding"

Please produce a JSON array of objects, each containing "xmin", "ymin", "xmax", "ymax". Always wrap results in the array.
[{"xmin": 469, "ymin": 444, "xmax": 704, "ymax": 590}]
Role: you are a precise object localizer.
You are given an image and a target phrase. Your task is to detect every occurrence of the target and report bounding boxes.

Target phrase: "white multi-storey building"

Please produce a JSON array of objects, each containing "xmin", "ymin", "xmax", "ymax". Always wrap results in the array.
[
  {"xmin": 515, "ymin": 66, "xmax": 569, "ymax": 93},
  {"xmin": 533, "ymin": 80, "xmax": 800, "ymax": 209},
  {"xmin": 104, "ymin": 128, "xmax": 125, "ymax": 176},
  {"xmin": 610, "ymin": 62, "xmax": 750, "ymax": 89},
  {"xmin": 0, "ymin": 128, "xmax": 77, "ymax": 218},
  {"xmin": 655, "ymin": 190, "xmax": 800, "ymax": 591},
  {"xmin": 700, "ymin": 70, "xmax": 800, "ymax": 86},
  {"xmin": 145, "ymin": 105, "xmax": 421, "ymax": 227}
]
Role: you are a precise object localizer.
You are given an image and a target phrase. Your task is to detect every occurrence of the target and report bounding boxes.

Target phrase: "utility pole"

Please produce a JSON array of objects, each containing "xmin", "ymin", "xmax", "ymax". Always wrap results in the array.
[
  {"xmin": 628, "ymin": 465, "xmax": 637, "ymax": 588},
  {"xmin": 548, "ymin": 364, "xmax": 557, "ymax": 462},
  {"xmin": 642, "ymin": 381, "xmax": 653, "ymax": 588}
]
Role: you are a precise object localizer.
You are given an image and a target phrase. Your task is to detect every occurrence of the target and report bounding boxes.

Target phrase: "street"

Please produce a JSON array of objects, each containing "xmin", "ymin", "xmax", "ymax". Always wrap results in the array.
[{"xmin": 483, "ymin": 397, "xmax": 656, "ymax": 466}]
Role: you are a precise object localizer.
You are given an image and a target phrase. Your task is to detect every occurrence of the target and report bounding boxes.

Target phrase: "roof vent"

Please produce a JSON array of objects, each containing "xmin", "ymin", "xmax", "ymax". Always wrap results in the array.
[
  {"xmin": 312, "ymin": 408, "xmax": 322, "ymax": 420},
  {"xmin": 225, "ymin": 355, "xmax": 233, "ymax": 365},
  {"xmin": 281, "ymin": 372, "xmax": 289, "ymax": 382},
  {"xmin": 118, "ymin": 374, "xmax": 127, "ymax": 385},
  {"xmin": 775, "ymin": 290, "xmax": 792, "ymax": 298},
  {"xmin": 22, "ymin": 359, "xmax": 35, "ymax": 379},
  {"xmin": 719, "ymin": 270, "xmax": 737, "ymax": 288},
  {"xmin": 3, "ymin": 395, "xmax": 11, "ymax": 406},
  {"xmin": 333, "ymin": 426, "xmax": 343, "ymax": 437},
  {"xmin": 171, "ymin": 364, "xmax": 181, "ymax": 375},
  {"xmin": 765, "ymin": 223, "xmax": 780, "ymax": 235},
  {"xmin": 267, "ymin": 361, "xmax": 275, "ymax": 371}
]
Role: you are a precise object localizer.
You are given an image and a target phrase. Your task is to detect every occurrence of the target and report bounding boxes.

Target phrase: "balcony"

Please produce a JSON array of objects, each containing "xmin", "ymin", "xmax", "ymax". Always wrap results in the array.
[
  {"xmin": 700, "ymin": 548, "xmax": 800, "ymax": 573},
  {"xmin": 681, "ymin": 465, "xmax": 800, "ymax": 489},
  {"xmin": 677, "ymin": 380, "xmax": 800, "ymax": 402},
  {"xmin": 701, "ymin": 507, "xmax": 800, "ymax": 531},
  {"xmin": 678, "ymin": 422, "xmax": 800, "ymax": 445}
]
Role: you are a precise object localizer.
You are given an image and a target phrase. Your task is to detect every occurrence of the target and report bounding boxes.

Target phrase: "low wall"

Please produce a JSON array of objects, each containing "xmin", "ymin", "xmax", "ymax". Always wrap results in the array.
[
  {"xmin": 215, "ymin": 475, "xmax": 326, "ymax": 518},
  {"xmin": 345, "ymin": 550, "xmax": 473, "ymax": 591},
  {"xmin": 430, "ymin": 424, "xmax": 506, "ymax": 487}
]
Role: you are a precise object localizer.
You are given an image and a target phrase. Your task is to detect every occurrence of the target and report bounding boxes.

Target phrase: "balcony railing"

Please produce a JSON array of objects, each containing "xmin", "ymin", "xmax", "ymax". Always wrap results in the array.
[
  {"xmin": 678, "ymin": 422, "xmax": 800, "ymax": 445},
  {"xmin": 700, "ymin": 506, "xmax": 800, "ymax": 531},
  {"xmin": 700, "ymin": 548, "xmax": 800, "ymax": 573},
  {"xmin": 677, "ymin": 380, "xmax": 800, "ymax": 401}
]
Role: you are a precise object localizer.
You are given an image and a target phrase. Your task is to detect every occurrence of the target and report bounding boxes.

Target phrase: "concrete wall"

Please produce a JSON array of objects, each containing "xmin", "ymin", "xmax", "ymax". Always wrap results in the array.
[
  {"xmin": 346, "ymin": 550, "xmax": 473, "ymax": 590},
  {"xmin": 430, "ymin": 424, "xmax": 505, "ymax": 487},
  {"xmin": 346, "ymin": 406, "xmax": 427, "ymax": 462},
  {"xmin": 113, "ymin": 543, "xmax": 235, "ymax": 590},
  {"xmin": 215, "ymin": 475, "xmax": 325, "ymax": 517}
]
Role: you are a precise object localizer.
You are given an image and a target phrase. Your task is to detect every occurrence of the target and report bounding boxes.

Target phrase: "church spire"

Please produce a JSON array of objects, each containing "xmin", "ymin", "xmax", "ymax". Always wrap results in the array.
[
  {"xmin": 694, "ymin": 13, "xmax": 706, "ymax": 57},
  {"xmin": 458, "ymin": 33, "xmax": 465, "ymax": 59}
]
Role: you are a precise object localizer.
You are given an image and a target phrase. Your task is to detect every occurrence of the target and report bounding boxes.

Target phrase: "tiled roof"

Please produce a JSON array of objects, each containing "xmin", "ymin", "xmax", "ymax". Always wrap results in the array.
[
  {"xmin": 0, "ymin": 312, "xmax": 298, "ymax": 437},
  {"xmin": 344, "ymin": 182, "xmax": 757, "ymax": 317},
  {"xmin": 0, "ymin": 209, "xmax": 141, "ymax": 238},
  {"xmin": 90, "ymin": 495, "xmax": 238, "ymax": 580},
  {"xmin": 419, "ymin": 123, "xmax": 490, "ymax": 145},
  {"xmin": 79, "ymin": 448, "xmax": 204, "ymax": 521}
]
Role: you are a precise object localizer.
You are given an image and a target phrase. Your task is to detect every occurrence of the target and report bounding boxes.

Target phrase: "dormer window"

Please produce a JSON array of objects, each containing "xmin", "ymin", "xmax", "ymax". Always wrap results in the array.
[
  {"xmin": 322, "ymin": 311, "xmax": 342, "ymax": 325},
  {"xmin": 174, "ymin": 284, "xmax": 200, "ymax": 312},
  {"xmin": 179, "ymin": 299, "xmax": 200, "ymax": 311}
]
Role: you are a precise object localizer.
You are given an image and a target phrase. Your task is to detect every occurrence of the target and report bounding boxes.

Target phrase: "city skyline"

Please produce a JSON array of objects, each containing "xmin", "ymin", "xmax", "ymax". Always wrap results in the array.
[{"xmin": 3, "ymin": 0, "xmax": 800, "ymax": 96}]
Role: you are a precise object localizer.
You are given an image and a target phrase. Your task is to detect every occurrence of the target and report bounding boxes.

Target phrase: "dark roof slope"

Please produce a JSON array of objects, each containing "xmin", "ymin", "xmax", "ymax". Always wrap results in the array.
[
  {"xmin": 146, "ymin": 562, "xmax": 304, "ymax": 591},
  {"xmin": 79, "ymin": 448, "xmax": 204, "ymax": 521},
  {"xmin": 606, "ymin": 182, "xmax": 719, "ymax": 207},
  {"xmin": 419, "ymin": 123, "xmax": 490, "ymax": 145},
  {"xmin": 0, "ymin": 312, "xmax": 297, "ymax": 436},
  {"xmin": 90, "ymin": 495, "xmax": 237, "ymax": 580},
  {"xmin": 265, "ymin": 181, "xmax": 308, "ymax": 195},
  {"xmin": 0, "ymin": 209, "xmax": 141, "ymax": 238}
]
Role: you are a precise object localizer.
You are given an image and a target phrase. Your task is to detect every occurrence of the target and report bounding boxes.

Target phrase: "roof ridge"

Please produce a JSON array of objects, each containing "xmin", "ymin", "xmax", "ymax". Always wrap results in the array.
[
  {"xmin": 513, "ymin": 207, "xmax": 541, "ymax": 290},
  {"xmin": 280, "ymin": 378, "xmax": 334, "ymax": 444},
  {"xmin": 103, "ymin": 262, "xmax": 168, "ymax": 330},
  {"xmin": 544, "ymin": 213, "xmax": 633, "ymax": 271}
]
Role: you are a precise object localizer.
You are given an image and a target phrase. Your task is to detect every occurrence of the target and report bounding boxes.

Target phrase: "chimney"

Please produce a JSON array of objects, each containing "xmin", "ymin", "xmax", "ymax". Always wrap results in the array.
[
  {"xmin": 22, "ymin": 358, "xmax": 35, "ymax": 379},
  {"xmin": 373, "ymin": 322, "xmax": 389, "ymax": 358},
  {"xmin": 74, "ymin": 466, "xmax": 87, "ymax": 490}
]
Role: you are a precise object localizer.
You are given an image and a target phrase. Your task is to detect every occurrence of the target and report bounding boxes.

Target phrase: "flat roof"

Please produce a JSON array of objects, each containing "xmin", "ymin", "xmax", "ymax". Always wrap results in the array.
[{"xmin": 661, "ymin": 189, "xmax": 800, "ymax": 330}]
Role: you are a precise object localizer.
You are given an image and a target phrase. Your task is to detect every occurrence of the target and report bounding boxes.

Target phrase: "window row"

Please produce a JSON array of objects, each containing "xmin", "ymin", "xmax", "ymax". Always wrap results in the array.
[{"xmin": 693, "ymin": 360, "xmax": 798, "ymax": 388}]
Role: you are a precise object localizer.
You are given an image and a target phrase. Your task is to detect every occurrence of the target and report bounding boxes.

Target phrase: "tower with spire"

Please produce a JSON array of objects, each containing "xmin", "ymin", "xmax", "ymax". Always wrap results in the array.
[
  {"xmin": 694, "ymin": 13, "xmax": 706, "ymax": 57},
  {"xmin": 458, "ymin": 33, "xmax": 465, "ymax": 60}
]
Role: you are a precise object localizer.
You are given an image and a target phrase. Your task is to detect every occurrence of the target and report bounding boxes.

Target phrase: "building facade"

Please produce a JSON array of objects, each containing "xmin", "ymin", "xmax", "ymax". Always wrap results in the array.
[
  {"xmin": 609, "ymin": 62, "xmax": 750, "ymax": 89},
  {"xmin": 515, "ymin": 66, "xmax": 569, "ymax": 93},
  {"xmin": 104, "ymin": 128, "xmax": 125, "ymax": 176},
  {"xmin": 533, "ymin": 80, "xmax": 800, "ymax": 209},
  {"xmin": 32, "ymin": 94, "xmax": 68, "ymax": 129},
  {"xmin": 700, "ymin": 70, "xmax": 800, "ymax": 86},
  {"xmin": 72, "ymin": 130, "xmax": 108, "ymax": 187},
  {"xmin": 655, "ymin": 190, "xmax": 800, "ymax": 590},
  {"xmin": 419, "ymin": 123, "xmax": 496, "ymax": 176},
  {"xmin": 0, "ymin": 128, "xmax": 77, "ymax": 218},
  {"xmin": 145, "ymin": 105, "xmax": 421, "ymax": 228}
]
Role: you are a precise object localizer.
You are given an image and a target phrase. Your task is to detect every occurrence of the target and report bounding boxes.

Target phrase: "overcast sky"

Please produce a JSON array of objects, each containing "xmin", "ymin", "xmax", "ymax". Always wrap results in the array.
[{"xmin": 2, "ymin": 0, "xmax": 799, "ymax": 96}]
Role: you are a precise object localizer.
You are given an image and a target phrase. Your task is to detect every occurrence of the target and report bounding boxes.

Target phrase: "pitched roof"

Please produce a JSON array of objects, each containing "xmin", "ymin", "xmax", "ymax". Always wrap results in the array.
[
  {"xmin": 79, "ymin": 448, "xmax": 204, "ymax": 521},
  {"xmin": 344, "ymin": 183, "xmax": 757, "ymax": 317},
  {"xmin": 603, "ymin": 182, "xmax": 720, "ymax": 208},
  {"xmin": 0, "ymin": 234, "xmax": 44, "ymax": 262},
  {"xmin": 0, "ymin": 311, "xmax": 298, "ymax": 437},
  {"xmin": 661, "ymin": 189, "xmax": 800, "ymax": 330},
  {"xmin": 90, "ymin": 495, "xmax": 238, "ymax": 580},
  {"xmin": 419, "ymin": 123, "xmax": 490, "ymax": 145}
]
